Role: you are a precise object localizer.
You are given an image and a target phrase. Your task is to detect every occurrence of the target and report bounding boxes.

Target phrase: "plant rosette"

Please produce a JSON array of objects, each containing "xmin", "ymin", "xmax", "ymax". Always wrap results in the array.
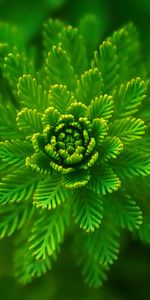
[{"xmin": 0, "ymin": 19, "xmax": 150, "ymax": 287}]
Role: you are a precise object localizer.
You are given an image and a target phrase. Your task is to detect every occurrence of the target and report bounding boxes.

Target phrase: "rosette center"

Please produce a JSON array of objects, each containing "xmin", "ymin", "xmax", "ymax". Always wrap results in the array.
[{"xmin": 31, "ymin": 113, "xmax": 99, "ymax": 174}]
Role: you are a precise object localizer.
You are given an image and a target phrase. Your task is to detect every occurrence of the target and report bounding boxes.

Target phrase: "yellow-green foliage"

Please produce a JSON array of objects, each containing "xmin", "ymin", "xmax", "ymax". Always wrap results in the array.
[{"xmin": 0, "ymin": 19, "xmax": 150, "ymax": 288}]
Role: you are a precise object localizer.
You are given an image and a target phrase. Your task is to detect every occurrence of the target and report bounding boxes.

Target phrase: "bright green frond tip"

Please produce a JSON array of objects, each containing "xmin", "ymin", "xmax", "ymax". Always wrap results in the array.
[{"xmin": 0, "ymin": 18, "xmax": 150, "ymax": 288}]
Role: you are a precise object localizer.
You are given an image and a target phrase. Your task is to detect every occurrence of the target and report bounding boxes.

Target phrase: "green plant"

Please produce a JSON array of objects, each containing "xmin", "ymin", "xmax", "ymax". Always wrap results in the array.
[{"xmin": 0, "ymin": 18, "xmax": 150, "ymax": 288}]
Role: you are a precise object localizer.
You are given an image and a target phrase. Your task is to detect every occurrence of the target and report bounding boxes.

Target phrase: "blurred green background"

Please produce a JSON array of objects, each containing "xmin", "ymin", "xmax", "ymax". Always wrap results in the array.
[
  {"xmin": 0, "ymin": 0, "xmax": 150, "ymax": 53},
  {"xmin": 0, "ymin": 234, "xmax": 149, "ymax": 300},
  {"xmin": 0, "ymin": 0, "xmax": 150, "ymax": 299}
]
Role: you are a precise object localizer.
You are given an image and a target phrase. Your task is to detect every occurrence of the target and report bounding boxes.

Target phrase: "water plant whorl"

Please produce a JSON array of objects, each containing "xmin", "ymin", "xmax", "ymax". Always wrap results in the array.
[{"xmin": 30, "ymin": 108, "xmax": 99, "ymax": 176}]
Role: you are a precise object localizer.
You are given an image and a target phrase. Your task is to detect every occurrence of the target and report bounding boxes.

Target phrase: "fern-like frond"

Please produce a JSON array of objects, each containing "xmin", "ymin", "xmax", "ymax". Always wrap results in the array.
[
  {"xmin": 59, "ymin": 26, "xmax": 87, "ymax": 75},
  {"xmin": 62, "ymin": 169, "xmax": 91, "ymax": 189},
  {"xmin": 0, "ymin": 139, "xmax": 33, "ymax": 169},
  {"xmin": 75, "ymin": 68, "xmax": 103, "ymax": 105},
  {"xmin": 105, "ymin": 193, "xmax": 143, "ymax": 231},
  {"xmin": 14, "ymin": 244, "xmax": 55, "ymax": 284},
  {"xmin": 72, "ymin": 189, "xmax": 103, "ymax": 232},
  {"xmin": 25, "ymin": 153, "xmax": 52, "ymax": 175},
  {"xmin": 108, "ymin": 23, "xmax": 142, "ymax": 80},
  {"xmin": 91, "ymin": 118, "xmax": 108, "ymax": 146},
  {"xmin": 85, "ymin": 220, "xmax": 120, "ymax": 265},
  {"xmin": 78, "ymin": 253, "xmax": 109, "ymax": 288},
  {"xmin": 110, "ymin": 117, "xmax": 146, "ymax": 145},
  {"xmin": 43, "ymin": 19, "xmax": 63, "ymax": 55},
  {"xmin": 0, "ymin": 169, "xmax": 39, "ymax": 205},
  {"xmin": 87, "ymin": 94, "xmax": 114, "ymax": 121},
  {"xmin": 49, "ymin": 84, "xmax": 74, "ymax": 113},
  {"xmin": 89, "ymin": 166, "xmax": 121, "ymax": 195},
  {"xmin": 33, "ymin": 174, "xmax": 69, "ymax": 210},
  {"xmin": 42, "ymin": 106, "xmax": 60, "ymax": 127},
  {"xmin": 2, "ymin": 52, "xmax": 34, "ymax": 89},
  {"xmin": 67, "ymin": 101, "xmax": 87, "ymax": 119},
  {"xmin": 112, "ymin": 150, "xmax": 150, "ymax": 178},
  {"xmin": 17, "ymin": 75, "xmax": 49, "ymax": 111},
  {"xmin": 100, "ymin": 136, "xmax": 123, "ymax": 162},
  {"xmin": 0, "ymin": 204, "xmax": 34, "ymax": 238},
  {"xmin": 29, "ymin": 205, "xmax": 69, "ymax": 260},
  {"xmin": 0, "ymin": 103, "xmax": 21, "ymax": 139},
  {"xmin": 137, "ymin": 135, "xmax": 150, "ymax": 152},
  {"xmin": 45, "ymin": 46, "xmax": 75, "ymax": 90},
  {"xmin": 16, "ymin": 108, "xmax": 43, "ymax": 138},
  {"xmin": 93, "ymin": 41, "xmax": 119, "ymax": 94},
  {"xmin": 113, "ymin": 77, "xmax": 146, "ymax": 118}
]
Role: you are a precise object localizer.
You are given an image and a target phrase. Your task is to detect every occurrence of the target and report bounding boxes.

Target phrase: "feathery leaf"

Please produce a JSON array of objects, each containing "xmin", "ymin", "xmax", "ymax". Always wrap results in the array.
[
  {"xmin": 29, "ymin": 205, "xmax": 69, "ymax": 260},
  {"xmin": 79, "ymin": 253, "xmax": 109, "ymax": 288},
  {"xmin": 33, "ymin": 174, "xmax": 68, "ymax": 210},
  {"xmin": 75, "ymin": 68, "xmax": 103, "ymax": 105},
  {"xmin": 49, "ymin": 84, "xmax": 74, "ymax": 113},
  {"xmin": 16, "ymin": 108, "xmax": 43, "ymax": 137},
  {"xmin": 0, "ymin": 204, "xmax": 34, "ymax": 238},
  {"xmin": 43, "ymin": 19, "xmax": 63, "ymax": 54},
  {"xmin": 3, "ymin": 52, "xmax": 34, "ymax": 89},
  {"xmin": 93, "ymin": 41, "xmax": 119, "ymax": 93},
  {"xmin": 15, "ymin": 244, "xmax": 54, "ymax": 284},
  {"xmin": 100, "ymin": 136, "xmax": 123, "ymax": 162},
  {"xmin": 73, "ymin": 189, "xmax": 103, "ymax": 232},
  {"xmin": 0, "ymin": 169, "xmax": 39, "ymax": 205},
  {"xmin": 106, "ymin": 193, "xmax": 143, "ymax": 231},
  {"xmin": 110, "ymin": 117, "xmax": 146, "ymax": 145},
  {"xmin": 45, "ymin": 46, "xmax": 75, "ymax": 90},
  {"xmin": 59, "ymin": 26, "xmax": 87, "ymax": 75},
  {"xmin": 112, "ymin": 150, "xmax": 150, "ymax": 178},
  {"xmin": 87, "ymin": 94, "xmax": 114, "ymax": 121},
  {"xmin": 89, "ymin": 166, "xmax": 121, "ymax": 195},
  {"xmin": 92, "ymin": 118, "xmax": 108, "ymax": 146},
  {"xmin": 85, "ymin": 220, "xmax": 120, "ymax": 265},
  {"xmin": 62, "ymin": 169, "xmax": 91, "ymax": 190},
  {"xmin": 0, "ymin": 103, "xmax": 21, "ymax": 139},
  {"xmin": 108, "ymin": 23, "xmax": 142, "ymax": 80},
  {"xmin": 17, "ymin": 75, "xmax": 49, "ymax": 111},
  {"xmin": 0, "ymin": 139, "xmax": 32, "ymax": 169},
  {"xmin": 113, "ymin": 78, "xmax": 146, "ymax": 118}
]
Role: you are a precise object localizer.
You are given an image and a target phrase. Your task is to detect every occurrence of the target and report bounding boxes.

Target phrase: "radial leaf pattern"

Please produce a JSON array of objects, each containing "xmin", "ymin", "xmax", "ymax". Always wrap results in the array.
[{"xmin": 0, "ymin": 19, "xmax": 150, "ymax": 288}]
